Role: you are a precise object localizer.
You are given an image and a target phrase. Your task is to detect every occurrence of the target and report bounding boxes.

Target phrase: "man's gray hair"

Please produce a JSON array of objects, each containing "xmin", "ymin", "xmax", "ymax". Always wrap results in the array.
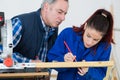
[{"xmin": 41, "ymin": 0, "xmax": 68, "ymax": 9}]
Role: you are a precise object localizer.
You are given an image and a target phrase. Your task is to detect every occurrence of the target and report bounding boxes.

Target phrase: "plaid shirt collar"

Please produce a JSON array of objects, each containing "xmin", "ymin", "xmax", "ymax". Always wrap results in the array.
[{"xmin": 40, "ymin": 15, "xmax": 55, "ymax": 32}]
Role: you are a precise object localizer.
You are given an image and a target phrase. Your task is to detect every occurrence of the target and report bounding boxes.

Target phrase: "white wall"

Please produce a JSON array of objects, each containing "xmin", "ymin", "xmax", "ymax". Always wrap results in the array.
[
  {"xmin": 113, "ymin": 31, "xmax": 120, "ymax": 79},
  {"xmin": 112, "ymin": 0, "xmax": 120, "ymax": 30},
  {"xmin": 0, "ymin": 0, "xmax": 42, "ymax": 19},
  {"xmin": 112, "ymin": 0, "xmax": 120, "ymax": 78},
  {"xmin": 0, "ymin": 0, "xmax": 112, "ymax": 33},
  {"xmin": 59, "ymin": 0, "xmax": 112, "ymax": 33}
]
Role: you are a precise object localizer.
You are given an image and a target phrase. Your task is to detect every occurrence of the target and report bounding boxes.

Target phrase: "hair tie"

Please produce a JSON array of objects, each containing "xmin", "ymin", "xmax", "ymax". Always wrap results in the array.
[{"xmin": 102, "ymin": 13, "xmax": 107, "ymax": 17}]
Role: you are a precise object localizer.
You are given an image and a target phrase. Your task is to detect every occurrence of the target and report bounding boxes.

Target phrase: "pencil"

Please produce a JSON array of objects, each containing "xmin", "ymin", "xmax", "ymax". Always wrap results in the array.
[
  {"xmin": 64, "ymin": 41, "xmax": 77, "ymax": 62},
  {"xmin": 64, "ymin": 41, "xmax": 72, "ymax": 52}
]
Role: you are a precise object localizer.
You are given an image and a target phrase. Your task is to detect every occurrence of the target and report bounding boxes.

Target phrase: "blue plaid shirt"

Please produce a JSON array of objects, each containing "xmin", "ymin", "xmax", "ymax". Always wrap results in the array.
[{"xmin": 0, "ymin": 17, "xmax": 55, "ymax": 63}]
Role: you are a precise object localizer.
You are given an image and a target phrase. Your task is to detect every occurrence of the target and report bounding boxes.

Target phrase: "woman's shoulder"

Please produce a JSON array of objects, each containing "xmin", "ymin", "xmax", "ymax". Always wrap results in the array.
[
  {"xmin": 98, "ymin": 42, "xmax": 112, "ymax": 50},
  {"xmin": 60, "ymin": 27, "xmax": 76, "ymax": 34},
  {"xmin": 62, "ymin": 27, "xmax": 73, "ymax": 32}
]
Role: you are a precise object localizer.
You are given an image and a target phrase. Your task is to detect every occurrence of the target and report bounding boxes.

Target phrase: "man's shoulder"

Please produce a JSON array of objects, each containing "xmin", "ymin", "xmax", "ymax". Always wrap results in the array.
[
  {"xmin": 12, "ymin": 9, "xmax": 40, "ymax": 20},
  {"xmin": 15, "ymin": 12, "xmax": 35, "ymax": 19}
]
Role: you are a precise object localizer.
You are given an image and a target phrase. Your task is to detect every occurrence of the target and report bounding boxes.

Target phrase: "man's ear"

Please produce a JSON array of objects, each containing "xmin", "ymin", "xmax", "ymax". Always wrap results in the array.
[
  {"xmin": 44, "ymin": 2, "xmax": 49, "ymax": 11},
  {"xmin": 84, "ymin": 23, "xmax": 87, "ymax": 30}
]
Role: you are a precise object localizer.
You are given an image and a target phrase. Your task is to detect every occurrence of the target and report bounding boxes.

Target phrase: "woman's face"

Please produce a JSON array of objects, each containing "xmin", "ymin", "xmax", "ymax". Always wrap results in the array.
[{"xmin": 83, "ymin": 26, "xmax": 103, "ymax": 48}]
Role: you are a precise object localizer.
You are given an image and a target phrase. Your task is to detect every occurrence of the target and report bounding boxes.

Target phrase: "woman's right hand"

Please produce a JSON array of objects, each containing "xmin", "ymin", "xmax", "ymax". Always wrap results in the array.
[{"xmin": 64, "ymin": 52, "xmax": 76, "ymax": 62}]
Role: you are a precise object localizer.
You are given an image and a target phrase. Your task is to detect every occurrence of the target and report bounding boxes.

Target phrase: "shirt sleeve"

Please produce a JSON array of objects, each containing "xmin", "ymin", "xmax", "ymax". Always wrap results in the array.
[
  {"xmin": 12, "ymin": 17, "xmax": 22, "ymax": 47},
  {"xmin": 47, "ymin": 28, "xmax": 70, "ymax": 72},
  {"xmin": 12, "ymin": 52, "xmax": 30, "ymax": 63},
  {"xmin": 0, "ymin": 45, "xmax": 3, "ymax": 62}
]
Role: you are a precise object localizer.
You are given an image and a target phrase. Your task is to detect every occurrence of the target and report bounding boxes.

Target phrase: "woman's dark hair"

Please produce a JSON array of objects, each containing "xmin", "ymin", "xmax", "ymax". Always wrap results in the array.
[{"xmin": 73, "ymin": 9, "xmax": 114, "ymax": 45}]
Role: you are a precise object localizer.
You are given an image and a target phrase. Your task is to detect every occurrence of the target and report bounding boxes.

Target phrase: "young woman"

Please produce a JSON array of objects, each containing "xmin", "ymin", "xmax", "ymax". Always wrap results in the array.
[{"xmin": 47, "ymin": 9, "xmax": 114, "ymax": 80}]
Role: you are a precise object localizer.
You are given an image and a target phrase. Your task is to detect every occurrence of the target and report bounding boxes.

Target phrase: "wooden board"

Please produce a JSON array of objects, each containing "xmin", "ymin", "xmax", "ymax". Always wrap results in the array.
[
  {"xmin": 36, "ymin": 61, "xmax": 114, "ymax": 68},
  {"xmin": 0, "ymin": 72, "xmax": 49, "ymax": 78},
  {"xmin": 0, "ymin": 61, "xmax": 114, "ymax": 78}
]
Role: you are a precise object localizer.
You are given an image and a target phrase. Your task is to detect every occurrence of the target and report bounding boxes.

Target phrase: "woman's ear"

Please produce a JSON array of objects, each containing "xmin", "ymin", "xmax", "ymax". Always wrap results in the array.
[{"xmin": 84, "ymin": 23, "xmax": 87, "ymax": 30}]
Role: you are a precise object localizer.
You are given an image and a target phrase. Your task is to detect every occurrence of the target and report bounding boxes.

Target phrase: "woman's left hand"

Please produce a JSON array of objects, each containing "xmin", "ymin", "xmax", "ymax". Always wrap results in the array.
[{"xmin": 78, "ymin": 60, "xmax": 89, "ymax": 76}]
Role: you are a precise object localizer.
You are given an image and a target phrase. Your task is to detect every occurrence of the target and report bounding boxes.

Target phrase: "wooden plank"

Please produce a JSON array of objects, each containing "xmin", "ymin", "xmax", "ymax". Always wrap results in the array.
[
  {"xmin": 0, "ymin": 72, "xmax": 49, "ymax": 78},
  {"xmin": 36, "ymin": 61, "xmax": 114, "ymax": 68},
  {"xmin": 0, "ymin": 61, "xmax": 114, "ymax": 78}
]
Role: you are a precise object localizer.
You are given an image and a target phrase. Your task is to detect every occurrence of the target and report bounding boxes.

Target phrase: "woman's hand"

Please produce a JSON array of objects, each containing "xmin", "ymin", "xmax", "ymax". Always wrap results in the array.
[
  {"xmin": 64, "ymin": 52, "xmax": 76, "ymax": 62},
  {"xmin": 78, "ymin": 60, "xmax": 89, "ymax": 76}
]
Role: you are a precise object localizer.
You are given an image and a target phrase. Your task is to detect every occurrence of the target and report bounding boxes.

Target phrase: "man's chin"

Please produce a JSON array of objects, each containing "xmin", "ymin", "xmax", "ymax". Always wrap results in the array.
[{"xmin": 52, "ymin": 24, "xmax": 59, "ymax": 27}]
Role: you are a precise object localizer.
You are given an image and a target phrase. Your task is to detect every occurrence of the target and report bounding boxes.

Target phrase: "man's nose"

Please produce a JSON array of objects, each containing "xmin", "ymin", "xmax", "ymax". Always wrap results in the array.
[{"xmin": 60, "ymin": 14, "xmax": 65, "ymax": 21}]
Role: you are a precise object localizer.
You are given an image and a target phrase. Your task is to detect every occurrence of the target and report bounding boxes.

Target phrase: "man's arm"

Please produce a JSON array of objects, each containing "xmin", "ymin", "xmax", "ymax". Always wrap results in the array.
[{"xmin": 12, "ymin": 17, "xmax": 32, "ymax": 62}]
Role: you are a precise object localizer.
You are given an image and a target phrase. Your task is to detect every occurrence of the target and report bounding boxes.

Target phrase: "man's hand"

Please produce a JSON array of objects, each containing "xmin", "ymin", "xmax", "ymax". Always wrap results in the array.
[{"xmin": 31, "ymin": 59, "xmax": 42, "ymax": 63}]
